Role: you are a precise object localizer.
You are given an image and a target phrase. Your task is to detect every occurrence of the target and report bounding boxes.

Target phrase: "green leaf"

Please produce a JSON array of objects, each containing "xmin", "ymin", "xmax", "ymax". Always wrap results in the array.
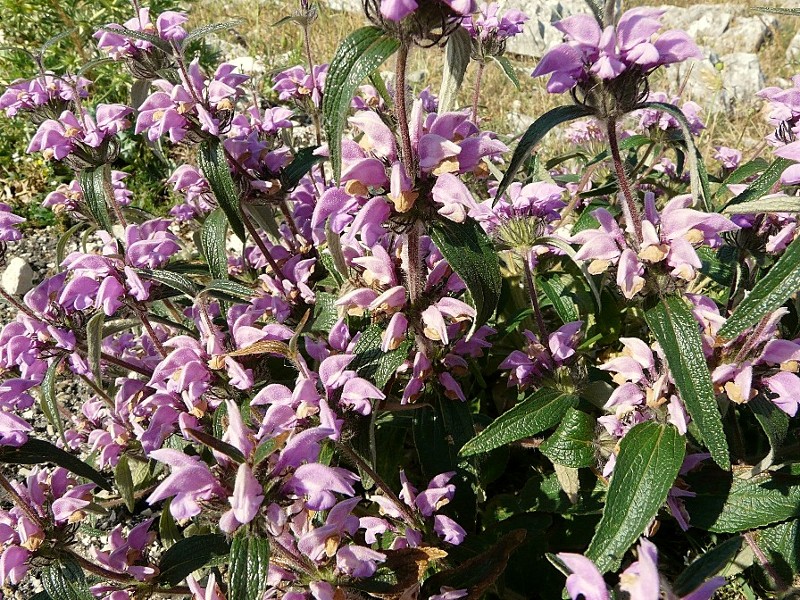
[
  {"xmin": 684, "ymin": 467, "xmax": 800, "ymax": 532},
  {"xmin": 42, "ymin": 560, "xmax": 92, "ymax": 600},
  {"xmin": 280, "ymin": 145, "xmax": 323, "ymax": 190},
  {"xmin": 586, "ymin": 422, "xmax": 685, "ymax": 573},
  {"xmin": 311, "ymin": 291, "xmax": 339, "ymax": 332},
  {"xmin": 0, "ymin": 438, "xmax": 110, "ymax": 490},
  {"xmin": 198, "ymin": 138, "xmax": 246, "ymax": 241},
  {"xmin": 538, "ymin": 236, "xmax": 602, "ymax": 310},
  {"xmin": 713, "ymin": 158, "xmax": 769, "ymax": 199},
  {"xmin": 184, "ymin": 19, "xmax": 244, "ymax": 44},
  {"xmin": 754, "ymin": 5, "xmax": 800, "ymax": 16},
  {"xmin": 645, "ymin": 296, "xmax": 729, "ymax": 469},
  {"xmin": 323, "ymin": 26, "xmax": 400, "ymax": 181},
  {"xmin": 496, "ymin": 104, "xmax": 592, "ymax": 200},
  {"xmin": 56, "ymin": 222, "xmax": 86, "ymax": 269},
  {"xmin": 491, "ymin": 55, "xmax": 520, "ymax": 89},
  {"xmin": 86, "ymin": 311, "xmax": 104, "ymax": 384},
  {"xmin": 724, "ymin": 157, "xmax": 794, "ymax": 210},
  {"xmin": 201, "ymin": 208, "xmax": 229, "ymax": 280},
  {"xmin": 99, "ymin": 25, "xmax": 171, "ymax": 50},
  {"xmin": 723, "ymin": 195, "xmax": 800, "ymax": 214},
  {"xmin": 40, "ymin": 356, "xmax": 66, "ymax": 445},
  {"xmin": 460, "ymin": 388, "xmax": 578, "ymax": 457},
  {"xmin": 635, "ymin": 101, "xmax": 711, "ymax": 210},
  {"xmin": 229, "ymin": 533, "xmax": 271, "ymax": 600},
  {"xmin": 157, "ymin": 533, "xmax": 231, "ymax": 585},
  {"xmin": 719, "ymin": 235, "xmax": 800, "ymax": 341},
  {"xmin": 438, "ymin": 26, "xmax": 472, "ymax": 113},
  {"xmin": 537, "ymin": 276, "xmax": 580, "ymax": 323},
  {"xmin": 350, "ymin": 323, "xmax": 411, "ymax": 388},
  {"xmin": 136, "ymin": 268, "xmax": 198, "ymax": 298},
  {"xmin": 159, "ymin": 498, "xmax": 180, "ymax": 548},
  {"xmin": 184, "ymin": 428, "xmax": 246, "ymax": 464},
  {"xmin": 414, "ymin": 398, "xmax": 475, "ymax": 477},
  {"xmin": 673, "ymin": 536, "xmax": 744, "ymax": 596},
  {"xmin": 78, "ymin": 165, "xmax": 114, "ymax": 233},
  {"xmin": 758, "ymin": 519, "xmax": 800, "ymax": 582},
  {"xmin": 749, "ymin": 394, "xmax": 789, "ymax": 475},
  {"xmin": 115, "ymin": 454, "xmax": 136, "ymax": 512},
  {"xmin": 540, "ymin": 408, "xmax": 596, "ymax": 468},
  {"xmin": 201, "ymin": 279, "xmax": 254, "ymax": 301},
  {"xmin": 428, "ymin": 217, "xmax": 501, "ymax": 337}
]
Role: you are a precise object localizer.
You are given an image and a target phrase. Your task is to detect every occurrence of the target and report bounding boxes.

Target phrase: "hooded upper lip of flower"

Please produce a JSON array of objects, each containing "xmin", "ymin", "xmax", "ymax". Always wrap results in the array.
[{"xmin": 531, "ymin": 9, "xmax": 702, "ymax": 93}]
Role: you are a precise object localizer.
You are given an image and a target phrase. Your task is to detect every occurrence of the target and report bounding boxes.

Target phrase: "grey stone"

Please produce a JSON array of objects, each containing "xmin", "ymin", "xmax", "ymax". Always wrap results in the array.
[
  {"xmin": 786, "ymin": 30, "xmax": 800, "ymax": 63},
  {"xmin": 227, "ymin": 55, "xmax": 266, "ymax": 75},
  {"xmin": 1, "ymin": 257, "xmax": 34, "ymax": 296},
  {"xmin": 715, "ymin": 15, "xmax": 777, "ymax": 54},
  {"xmin": 504, "ymin": 0, "xmax": 588, "ymax": 58},
  {"xmin": 665, "ymin": 48, "xmax": 764, "ymax": 114}
]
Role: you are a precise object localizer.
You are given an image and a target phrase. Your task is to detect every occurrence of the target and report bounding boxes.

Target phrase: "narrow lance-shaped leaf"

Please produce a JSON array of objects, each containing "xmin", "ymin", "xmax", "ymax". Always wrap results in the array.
[
  {"xmin": 85, "ymin": 312, "xmax": 104, "ymax": 384},
  {"xmin": 586, "ymin": 422, "xmax": 685, "ymax": 573},
  {"xmin": 136, "ymin": 269, "xmax": 198, "ymax": 298},
  {"xmin": 438, "ymin": 26, "xmax": 472, "ymax": 113},
  {"xmin": 40, "ymin": 356, "xmax": 66, "ymax": 445},
  {"xmin": 78, "ymin": 165, "xmax": 114, "ymax": 233},
  {"xmin": 724, "ymin": 157, "xmax": 794, "ymax": 209},
  {"xmin": 428, "ymin": 217, "xmax": 501, "ymax": 337},
  {"xmin": 201, "ymin": 208, "xmax": 229, "ymax": 280},
  {"xmin": 748, "ymin": 394, "xmax": 789, "ymax": 476},
  {"xmin": 198, "ymin": 138, "xmax": 246, "ymax": 241},
  {"xmin": 645, "ymin": 296, "xmax": 730, "ymax": 469},
  {"xmin": 323, "ymin": 26, "xmax": 400, "ymax": 181},
  {"xmin": 280, "ymin": 145, "xmax": 322, "ymax": 190},
  {"xmin": 115, "ymin": 454, "xmax": 136, "ymax": 513},
  {"xmin": 460, "ymin": 388, "xmax": 578, "ymax": 457},
  {"xmin": 492, "ymin": 55, "xmax": 519, "ymax": 89},
  {"xmin": 718, "ymin": 234, "xmax": 800, "ymax": 341},
  {"xmin": 496, "ymin": 104, "xmax": 592, "ymax": 201},
  {"xmin": 673, "ymin": 536, "xmax": 744, "ymax": 597},
  {"xmin": 0, "ymin": 438, "xmax": 111, "ymax": 491},
  {"xmin": 229, "ymin": 534, "xmax": 271, "ymax": 600}
]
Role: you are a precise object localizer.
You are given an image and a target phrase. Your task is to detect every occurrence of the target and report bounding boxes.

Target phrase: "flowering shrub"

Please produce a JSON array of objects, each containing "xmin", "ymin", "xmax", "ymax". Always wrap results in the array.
[{"xmin": 2, "ymin": 1, "xmax": 800, "ymax": 599}]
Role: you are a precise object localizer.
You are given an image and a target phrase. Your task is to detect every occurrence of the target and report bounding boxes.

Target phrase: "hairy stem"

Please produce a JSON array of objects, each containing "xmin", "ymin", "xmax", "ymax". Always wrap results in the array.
[
  {"xmin": 337, "ymin": 441, "xmax": 421, "ymax": 528},
  {"xmin": 394, "ymin": 41, "xmax": 415, "ymax": 178},
  {"xmin": 606, "ymin": 117, "xmax": 643, "ymax": 247},
  {"xmin": 241, "ymin": 206, "xmax": 287, "ymax": 282},
  {"xmin": 523, "ymin": 250, "xmax": 548, "ymax": 341},
  {"xmin": 744, "ymin": 531, "xmax": 787, "ymax": 591},
  {"xmin": 471, "ymin": 61, "xmax": 485, "ymax": 124}
]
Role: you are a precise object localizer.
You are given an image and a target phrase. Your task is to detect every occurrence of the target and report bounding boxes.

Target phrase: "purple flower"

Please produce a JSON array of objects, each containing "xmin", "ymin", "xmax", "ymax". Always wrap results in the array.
[
  {"xmin": 379, "ymin": 0, "xmax": 477, "ymax": 21},
  {"xmin": 284, "ymin": 463, "xmax": 359, "ymax": 510},
  {"xmin": 147, "ymin": 449, "xmax": 225, "ymax": 520},
  {"xmin": 156, "ymin": 11, "xmax": 189, "ymax": 41},
  {"xmin": 463, "ymin": 3, "xmax": 529, "ymax": 42},
  {"xmin": 0, "ymin": 545, "xmax": 29, "ymax": 585},
  {"xmin": 557, "ymin": 552, "xmax": 609, "ymax": 600},
  {"xmin": 532, "ymin": 9, "xmax": 701, "ymax": 93}
]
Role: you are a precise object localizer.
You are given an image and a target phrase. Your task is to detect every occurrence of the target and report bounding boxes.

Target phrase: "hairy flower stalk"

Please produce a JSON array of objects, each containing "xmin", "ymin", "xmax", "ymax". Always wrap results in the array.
[{"xmin": 607, "ymin": 116, "xmax": 644, "ymax": 247}]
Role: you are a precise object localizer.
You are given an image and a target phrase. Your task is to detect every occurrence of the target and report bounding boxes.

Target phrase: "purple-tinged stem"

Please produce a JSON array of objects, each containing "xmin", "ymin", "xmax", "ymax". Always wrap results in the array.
[
  {"xmin": 0, "ymin": 471, "xmax": 46, "ymax": 530},
  {"xmin": 394, "ymin": 42, "xmax": 415, "ymax": 178},
  {"xmin": 471, "ymin": 61, "xmax": 485, "ymax": 124},
  {"xmin": 523, "ymin": 250, "xmax": 548, "ymax": 341},
  {"xmin": 606, "ymin": 117, "xmax": 643, "ymax": 248},
  {"xmin": 744, "ymin": 531, "xmax": 787, "ymax": 591}
]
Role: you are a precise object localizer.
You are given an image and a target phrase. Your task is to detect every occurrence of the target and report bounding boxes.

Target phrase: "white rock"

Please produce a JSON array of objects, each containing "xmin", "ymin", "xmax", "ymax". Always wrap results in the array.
[
  {"xmin": 715, "ymin": 15, "xmax": 777, "ymax": 54},
  {"xmin": 786, "ymin": 30, "xmax": 800, "ymax": 63},
  {"xmin": 505, "ymin": 0, "xmax": 588, "ymax": 58},
  {"xmin": 228, "ymin": 56, "xmax": 266, "ymax": 75},
  {"xmin": 1, "ymin": 257, "xmax": 34, "ymax": 296}
]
